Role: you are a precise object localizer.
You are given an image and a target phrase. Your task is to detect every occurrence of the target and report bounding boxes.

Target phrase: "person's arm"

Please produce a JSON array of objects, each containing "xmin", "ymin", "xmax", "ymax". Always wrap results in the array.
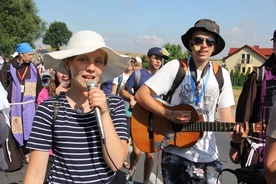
[
  {"xmin": 120, "ymin": 84, "xmax": 136, "ymax": 108},
  {"xmin": 0, "ymin": 112, "xmax": 9, "ymax": 144},
  {"xmin": 230, "ymin": 72, "xmax": 256, "ymax": 156},
  {"xmin": 23, "ymin": 150, "xmax": 49, "ymax": 183},
  {"xmin": 120, "ymin": 84, "xmax": 132, "ymax": 101},
  {"xmin": 86, "ymin": 87, "xmax": 128, "ymax": 171},
  {"xmin": 264, "ymin": 102, "xmax": 276, "ymax": 183},
  {"xmin": 264, "ymin": 136, "xmax": 276, "ymax": 184},
  {"xmin": 111, "ymin": 83, "xmax": 117, "ymax": 95},
  {"xmin": 135, "ymin": 85, "xmax": 171, "ymax": 118},
  {"xmin": 135, "ymin": 85, "xmax": 191, "ymax": 124}
]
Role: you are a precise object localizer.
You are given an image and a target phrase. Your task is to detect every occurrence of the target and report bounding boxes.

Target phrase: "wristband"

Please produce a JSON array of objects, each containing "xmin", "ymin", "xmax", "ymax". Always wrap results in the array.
[{"xmin": 230, "ymin": 140, "xmax": 241, "ymax": 149}]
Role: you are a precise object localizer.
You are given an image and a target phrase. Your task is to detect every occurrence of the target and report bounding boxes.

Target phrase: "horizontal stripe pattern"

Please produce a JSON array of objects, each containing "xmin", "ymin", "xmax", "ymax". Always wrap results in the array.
[{"xmin": 27, "ymin": 94, "xmax": 128, "ymax": 183}]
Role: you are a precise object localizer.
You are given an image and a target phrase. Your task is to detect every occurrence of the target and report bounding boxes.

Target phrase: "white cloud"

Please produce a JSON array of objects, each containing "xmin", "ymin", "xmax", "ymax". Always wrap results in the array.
[{"xmin": 137, "ymin": 35, "xmax": 164, "ymax": 46}]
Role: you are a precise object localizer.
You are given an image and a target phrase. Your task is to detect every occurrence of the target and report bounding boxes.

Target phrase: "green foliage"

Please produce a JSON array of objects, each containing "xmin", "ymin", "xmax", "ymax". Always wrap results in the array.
[
  {"xmin": 230, "ymin": 69, "xmax": 250, "ymax": 87},
  {"xmin": 43, "ymin": 21, "xmax": 72, "ymax": 50},
  {"xmin": 162, "ymin": 43, "xmax": 189, "ymax": 64},
  {"xmin": 0, "ymin": 0, "xmax": 46, "ymax": 56}
]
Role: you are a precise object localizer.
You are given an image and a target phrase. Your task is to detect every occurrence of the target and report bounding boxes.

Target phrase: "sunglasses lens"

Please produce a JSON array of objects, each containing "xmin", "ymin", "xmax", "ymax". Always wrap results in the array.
[
  {"xmin": 206, "ymin": 38, "xmax": 216, "ymax": 46},
  {"xmin": 193, "ymin": 37, "xmax": 216, "ymax": 47},
  {"xmin": 193, "ymin": 37, "xmax": 204, "ymax": 45}
]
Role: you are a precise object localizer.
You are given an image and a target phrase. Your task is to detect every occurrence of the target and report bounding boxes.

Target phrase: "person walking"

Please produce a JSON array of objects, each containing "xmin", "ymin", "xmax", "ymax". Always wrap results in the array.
[
  {"xmin": 0, "ymin": 42, "xmax": 42, "ymax": 163},
  {"xmin": 23, "ymin": 30, "xmax": 130, "ymax": 183},
  {"xmin": 134, "ymin": 19, "xmax": 247, "ymax": 183},
  {"xmin": 120, "ymin": 47, "xmax": 168, "ymax": 184},
  {"xmin": 264, "ymin": 102, "xmax": 276, "ymax": 184},
  {"xmin": 230, "ymin": 29, "xmax": 276, "ymax": 166}
]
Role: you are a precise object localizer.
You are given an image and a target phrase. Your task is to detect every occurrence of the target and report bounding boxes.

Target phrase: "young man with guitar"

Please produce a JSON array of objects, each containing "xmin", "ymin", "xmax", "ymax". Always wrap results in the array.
[
  {"xmin": 134, "ymin": 19, "xmax": 247, "ymax": 183},
  {"xmin": 120, "ymin": 47, "xmax": 168, "ymax": 184}
]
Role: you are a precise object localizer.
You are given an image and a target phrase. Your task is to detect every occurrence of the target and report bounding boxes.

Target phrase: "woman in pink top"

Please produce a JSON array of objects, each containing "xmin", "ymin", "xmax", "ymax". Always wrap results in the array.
[{"xmin": 37, "ymin": 70, "xmax": 70, "ymax": 105}]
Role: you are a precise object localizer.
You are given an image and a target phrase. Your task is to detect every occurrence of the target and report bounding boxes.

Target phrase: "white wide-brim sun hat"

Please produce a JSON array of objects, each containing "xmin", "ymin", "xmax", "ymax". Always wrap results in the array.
[{"xmin": 44, "ymin": 30, "xmax": 130, "ymax": 83}]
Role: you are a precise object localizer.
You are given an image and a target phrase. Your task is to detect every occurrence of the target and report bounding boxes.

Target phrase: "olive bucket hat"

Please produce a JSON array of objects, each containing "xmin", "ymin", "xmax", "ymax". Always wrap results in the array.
[{"xmin": 181, "ymin": 19, "xmax": 225, "ymax": 56}]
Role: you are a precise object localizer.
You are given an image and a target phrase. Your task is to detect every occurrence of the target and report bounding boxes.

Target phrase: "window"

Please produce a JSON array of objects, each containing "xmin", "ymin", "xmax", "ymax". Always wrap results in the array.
[
  {"xmin": 242, "ymin": 67, "xmax": 246, "ymax": 73},
  {"xmin": 241, "ymin": 54, "xmax": 245, "ymax": 63},
  {"xmin": 246, "ymin": 54, "xmax": 250, "ymax": 64}
]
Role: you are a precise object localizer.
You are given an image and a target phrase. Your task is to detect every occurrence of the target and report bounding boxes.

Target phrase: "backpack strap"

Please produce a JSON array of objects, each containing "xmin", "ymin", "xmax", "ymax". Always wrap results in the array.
[
  {"xmin": 211, "ymin": 62, "xmax": 224, "ymax": 94},
  {"xmin": 163, "ymin": 59, "xmax": 187, "ymax": 103},
  {"xmin": 6, "ymin": 61, "xmax": 11, "ymax": 88},
  {"xmin": 162, "ymin": 59, "xmax": 224, "ymax": 103},
  {"xmin": 256, "ymin": 66, "xmax": 264, "ymax": 87},
  {"xmin": 51, "ymin": 94, "xmax": 61, "ymax": 148},
  {"xmin": 116, "ymin": 75, "xmax": 123, "ymax": 95},
  {"xmin": 134, "ymin": 70, "xmax": 141, "ymax": 93}
]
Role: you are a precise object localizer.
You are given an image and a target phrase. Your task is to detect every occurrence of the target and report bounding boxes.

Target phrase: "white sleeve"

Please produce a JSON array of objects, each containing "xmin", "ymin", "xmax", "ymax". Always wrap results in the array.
[
  {"xmin": 113, "ymin": 76, "xmax": 119, "ymax": 85},
  {"xmin": 145, "ymin": 59, "xmax": 179, "ymax": 96}
]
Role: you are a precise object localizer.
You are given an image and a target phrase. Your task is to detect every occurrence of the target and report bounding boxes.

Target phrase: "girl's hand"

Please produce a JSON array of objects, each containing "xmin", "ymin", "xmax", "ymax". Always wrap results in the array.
[{"xmin": 87, "ymin": 88, "xmax": 108, "ymax": 114}]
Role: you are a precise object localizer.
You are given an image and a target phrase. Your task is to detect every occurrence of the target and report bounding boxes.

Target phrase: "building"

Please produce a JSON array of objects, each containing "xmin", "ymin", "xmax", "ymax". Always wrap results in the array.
[{"xmin": 223, "ymin": 45, "xmax": 273, "ymax": 73}]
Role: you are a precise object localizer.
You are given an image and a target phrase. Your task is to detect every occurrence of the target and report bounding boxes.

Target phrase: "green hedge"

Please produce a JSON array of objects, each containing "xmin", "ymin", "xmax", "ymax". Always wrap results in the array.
[{"xmin": 230, "ymin": 69, "xmax": 250, "ymax": 87}]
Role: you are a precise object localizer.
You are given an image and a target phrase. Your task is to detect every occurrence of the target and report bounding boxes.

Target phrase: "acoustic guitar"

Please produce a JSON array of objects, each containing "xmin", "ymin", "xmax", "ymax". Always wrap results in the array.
[{"xmin": 131, "ymin": 99, "xmax": 265, "ymax": 153}]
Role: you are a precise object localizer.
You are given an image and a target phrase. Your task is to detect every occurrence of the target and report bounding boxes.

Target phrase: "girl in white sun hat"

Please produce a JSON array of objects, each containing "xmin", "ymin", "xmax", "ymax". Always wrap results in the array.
[{"xmin": 24, "ymin": 30, "xmax": 130, "ymax": 183}]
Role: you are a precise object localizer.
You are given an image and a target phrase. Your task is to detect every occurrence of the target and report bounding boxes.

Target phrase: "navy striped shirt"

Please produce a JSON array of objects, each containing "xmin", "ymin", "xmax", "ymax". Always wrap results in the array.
[{"xmin": 27, "ymin": 93, "xmax": 128, "ymax": 183}]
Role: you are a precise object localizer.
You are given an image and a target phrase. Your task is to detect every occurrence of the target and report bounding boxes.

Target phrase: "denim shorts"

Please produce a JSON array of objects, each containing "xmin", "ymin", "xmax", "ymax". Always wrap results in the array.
[{"xmin": 161, "ymin": 150, "xmax": 222, "ymax": 184}]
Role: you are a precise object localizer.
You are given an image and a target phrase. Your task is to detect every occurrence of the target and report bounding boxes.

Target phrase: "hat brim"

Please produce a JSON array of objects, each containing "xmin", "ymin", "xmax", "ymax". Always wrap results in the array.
[
  {"xmin": 181, "ymin": 27, "xmax": 225, "ymax": 56},
  {"xmin": 148, "ymin": 53, "xmax": 168, "ymax": 60},
  {"xmin": 44, "ymin": 46, "xmax": 130, "ymax": 83}
]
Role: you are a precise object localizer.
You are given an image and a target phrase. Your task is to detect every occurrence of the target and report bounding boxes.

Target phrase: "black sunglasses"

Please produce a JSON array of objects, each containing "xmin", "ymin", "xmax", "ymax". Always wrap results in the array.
[{"xmin": 193, "ymin": 37, "xmax": 216, "ymax": 47}]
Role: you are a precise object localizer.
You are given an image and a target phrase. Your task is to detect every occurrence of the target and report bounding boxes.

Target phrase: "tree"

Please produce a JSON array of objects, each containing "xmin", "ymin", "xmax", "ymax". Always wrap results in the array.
[
  {"xmin": 163, "ymin": 43, "xmax": 189, "ymax": 64},
  {"xmin": 43, "ymin": 21, "xmax": 72, "ymax": 50},
  {"xmin": 0, "ymin": 0, "xmax": 46, "ymax": 56}
]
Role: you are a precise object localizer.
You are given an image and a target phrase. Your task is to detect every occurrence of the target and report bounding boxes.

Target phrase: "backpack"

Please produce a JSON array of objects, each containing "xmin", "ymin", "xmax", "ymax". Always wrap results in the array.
[
  {"xmin": 219, "ymin": 162, "xmax": 266, "ymax": 184},
  {"xmin": 163, "ymin": 58, "xmax": 224, "ymax": 103},
  {"xmin": 0, "ymin": 129, "xmax": 25, "ymax": 172}
]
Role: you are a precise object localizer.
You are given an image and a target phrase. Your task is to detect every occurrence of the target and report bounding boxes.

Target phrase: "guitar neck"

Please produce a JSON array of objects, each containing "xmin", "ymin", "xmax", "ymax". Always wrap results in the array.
[{"xmin": 180, "ymin": 121, "xmax": 236, "ymax": 132}]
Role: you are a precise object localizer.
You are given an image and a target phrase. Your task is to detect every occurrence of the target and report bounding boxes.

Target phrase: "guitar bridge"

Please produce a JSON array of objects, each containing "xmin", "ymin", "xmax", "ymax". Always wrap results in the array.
[{"xmin": 152, "ymin": 130, "xmax": 176, "ymax": 150}]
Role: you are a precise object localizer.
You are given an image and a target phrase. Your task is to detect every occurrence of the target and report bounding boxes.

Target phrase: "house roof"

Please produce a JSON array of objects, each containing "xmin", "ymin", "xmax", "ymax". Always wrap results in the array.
[{"xmin": 223, "ymin": 45, "xmax": 273, "ymax": 60}]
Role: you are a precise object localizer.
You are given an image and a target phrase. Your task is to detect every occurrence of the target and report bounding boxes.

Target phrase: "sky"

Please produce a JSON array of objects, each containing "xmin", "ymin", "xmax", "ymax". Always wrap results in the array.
[{"xmin": 34, "ymin": 0, "xmax": 276, "ymax": 59}]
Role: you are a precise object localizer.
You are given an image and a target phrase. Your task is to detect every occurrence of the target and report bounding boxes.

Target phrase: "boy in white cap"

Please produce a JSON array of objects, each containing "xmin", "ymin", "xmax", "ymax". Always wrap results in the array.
[{"xmin": 121, "ymin": 47, "xmax": 168, "ymax": 184}]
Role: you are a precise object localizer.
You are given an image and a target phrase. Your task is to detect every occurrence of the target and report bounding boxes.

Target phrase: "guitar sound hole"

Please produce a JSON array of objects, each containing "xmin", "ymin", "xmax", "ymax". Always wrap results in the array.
[{"xmin": 172, "ymin": 123, "xmax": 183, "ymax": 132}]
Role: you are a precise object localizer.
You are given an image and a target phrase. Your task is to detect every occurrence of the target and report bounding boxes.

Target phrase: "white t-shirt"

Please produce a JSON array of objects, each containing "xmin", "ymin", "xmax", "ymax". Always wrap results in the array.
[
  {"xmin": 145, "ymin": 58, "xmax": 234, "ymax": 163},
  {"xmin": 113, "ymin": 72, "xmax": 131, "ymax": 95}
]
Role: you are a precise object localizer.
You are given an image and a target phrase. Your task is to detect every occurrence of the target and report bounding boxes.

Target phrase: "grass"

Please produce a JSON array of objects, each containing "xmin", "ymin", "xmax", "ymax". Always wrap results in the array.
[
  {"xmin": 232, "ymin": 86, "xmax": 243, "ymax": 90},
  {"xmin": 232, "ymin": 88, "xmax": 242, "ymax": 109}
]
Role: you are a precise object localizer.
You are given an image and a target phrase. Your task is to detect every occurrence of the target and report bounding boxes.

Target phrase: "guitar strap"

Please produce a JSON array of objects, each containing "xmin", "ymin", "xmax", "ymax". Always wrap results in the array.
[
  {"xmin": 133, "ymin": 70, "xmax": 141, "ymax": 94},
  {"xmin": 148, "ymin": 112, "xmax": 154, "ymax": 139}
]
